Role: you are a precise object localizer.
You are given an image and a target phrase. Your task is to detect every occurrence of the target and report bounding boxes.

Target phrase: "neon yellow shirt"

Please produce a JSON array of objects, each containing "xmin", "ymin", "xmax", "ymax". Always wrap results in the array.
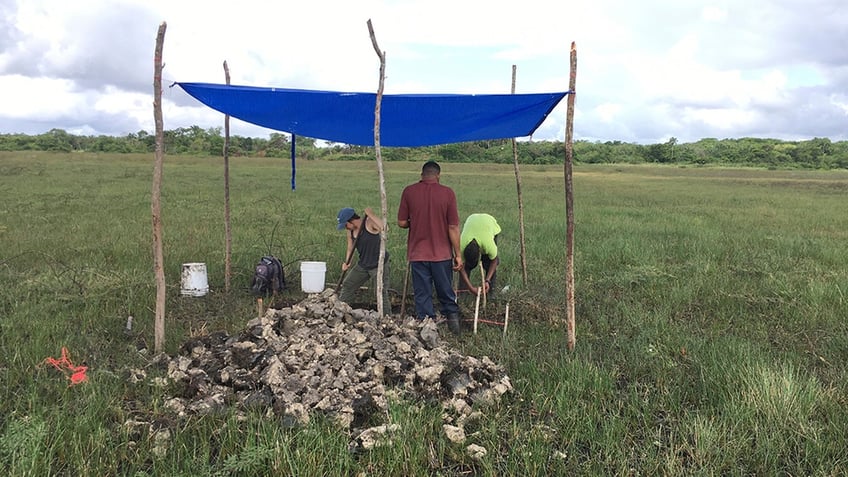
[{"xmin": 460, "ymin": 213, "xmax": 501, "ymax": 259}]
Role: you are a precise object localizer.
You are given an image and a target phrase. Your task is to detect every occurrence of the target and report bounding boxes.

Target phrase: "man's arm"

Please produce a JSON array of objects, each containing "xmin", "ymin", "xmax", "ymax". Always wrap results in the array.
[
  {"xmin": 458, "ymin": 267, "xmax": 479, "ymax": 295},
  {"xmin": 485, "ymin": 257, "xmax": 499, "ymax": 285},
  {"xmin": 342, "ymin": 231, "xmax": 355, "ymax": 271},
  {"xmin": 449, "ymin": 224, "xmax": 462, "ymax": 270},
  {"xmin": 363, "ymin": 207, "xmax": 385, "ymax": 231},
  {"xmin": 397, "ymin": 189, "xmax": 410, "ymax": 229}
]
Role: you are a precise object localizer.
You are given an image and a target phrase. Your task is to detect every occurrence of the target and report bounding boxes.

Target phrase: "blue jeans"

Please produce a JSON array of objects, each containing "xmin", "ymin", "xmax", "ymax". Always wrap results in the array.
[{"xmin": 410, "ymin": 260, "xmax": 459, "ymax": 319}]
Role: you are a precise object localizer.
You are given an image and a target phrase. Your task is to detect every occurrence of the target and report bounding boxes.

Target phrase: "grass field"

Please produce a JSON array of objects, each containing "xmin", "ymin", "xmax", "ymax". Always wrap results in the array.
[{"xmin": 1, "ymin": 151, "xmax": 847, "ymax": 475}]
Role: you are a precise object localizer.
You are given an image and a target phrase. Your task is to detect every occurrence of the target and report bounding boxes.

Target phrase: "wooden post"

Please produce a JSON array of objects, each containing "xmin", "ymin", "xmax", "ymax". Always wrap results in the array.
[
  {"xmin": 400, "ymin": 260, "xmax": 410, "ymax": 318},
  {"xmin": 473, "ymin": 287, "xmax": 481, "ymax": 334},
  {"xmin": 151, "ymin": 22, "xmax": 167, "ymax": 353},
  {"xmin": 510, "ymin": 65, "xmax": 529, "ymax": 285},
  {"xmin": 223, "ymin": 60, "xmax": 232, "ymax": 292},
  {"xmin": 480, "ymin": 251, "xmax": 487, "ymax": 309},
  {"xmin": 367, "ymin": 19, "xmax": 389, "ymax": 317},
  {"xmin": 564, "ymin": 42, "xmax": 577, "ymax": 351}
]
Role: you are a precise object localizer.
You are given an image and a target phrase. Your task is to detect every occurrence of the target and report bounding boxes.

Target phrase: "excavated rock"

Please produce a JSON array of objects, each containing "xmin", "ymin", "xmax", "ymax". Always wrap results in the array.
[{"xmin": 156, "ymin": 288, "xmax": 512, "ymax": 446}]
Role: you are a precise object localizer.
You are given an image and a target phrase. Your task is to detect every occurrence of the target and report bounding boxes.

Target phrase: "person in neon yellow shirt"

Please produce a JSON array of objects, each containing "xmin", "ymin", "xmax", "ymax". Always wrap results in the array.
[{"xmin": 458, "ymin": 213, "xmax": 501, "ymax": 296}]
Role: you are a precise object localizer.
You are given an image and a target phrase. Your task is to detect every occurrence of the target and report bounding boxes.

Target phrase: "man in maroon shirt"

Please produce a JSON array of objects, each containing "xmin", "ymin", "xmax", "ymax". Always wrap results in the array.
[{"xmin": 397, "ymin": 160, "xmax": 463, "ymax": 333}]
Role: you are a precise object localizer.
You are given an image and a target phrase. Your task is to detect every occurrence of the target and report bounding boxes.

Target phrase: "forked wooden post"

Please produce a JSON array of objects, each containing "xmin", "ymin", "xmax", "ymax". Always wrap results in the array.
[
  {"xmin": 367, "ymin": 19, "xmax": 389, "ymax": 317},
  {"xmin": 151, "ymin": 22, "xmax": 167, "ymax": 353},
  {"xmin": 510, "ymin": 65, "xmax": 529, "ymax": 285},
  {"xmin": 223, "ymin": 60, "xmax": 232, "ymax": 292},
  {"xmin": 564, "ymin": 42, "xmax": 577, "ymax": 351}
]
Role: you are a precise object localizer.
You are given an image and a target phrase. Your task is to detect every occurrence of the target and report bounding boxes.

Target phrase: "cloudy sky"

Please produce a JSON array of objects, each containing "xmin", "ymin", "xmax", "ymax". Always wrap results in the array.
[{"xmin": 1, "ymin": 0, "xmax": 846, "ymax": 145}]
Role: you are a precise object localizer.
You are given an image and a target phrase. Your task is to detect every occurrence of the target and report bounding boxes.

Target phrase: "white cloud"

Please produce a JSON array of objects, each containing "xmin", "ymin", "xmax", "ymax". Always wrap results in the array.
[
  {"xmin": 595, "ymin": 103, "xmax": 623, "ymax": 123},
  {"xmin": 1, "ymin": 0, "xmax": 846, "ymax": 144},
  {"xmin": 1, "ymin": 75, "xmax": 80, "ymax": 118},
  {"xmin": 833, "ymin": 95, "xmax": 848, "ymax": 114},
  {"xmin": 700, "ymin": 6, "xmax": 728, "ymax": 22}
]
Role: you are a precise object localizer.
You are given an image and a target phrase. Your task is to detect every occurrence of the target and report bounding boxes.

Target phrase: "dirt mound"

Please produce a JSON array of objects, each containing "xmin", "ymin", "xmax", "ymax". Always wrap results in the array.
[{"xmin": 154, "ymin": 289, "xmax": 512, "ymax": 450}]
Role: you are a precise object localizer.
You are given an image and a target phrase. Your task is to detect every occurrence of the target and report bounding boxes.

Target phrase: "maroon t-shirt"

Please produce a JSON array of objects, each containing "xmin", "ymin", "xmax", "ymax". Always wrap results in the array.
[{"xmin": 397, "ymin": 178, "xmax": 459, "ymax": 262}]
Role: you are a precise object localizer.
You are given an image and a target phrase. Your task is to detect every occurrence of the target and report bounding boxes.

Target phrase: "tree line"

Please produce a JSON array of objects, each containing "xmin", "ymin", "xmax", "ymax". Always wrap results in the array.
[{"xmin": 2, "ymin": 127, "xmax": 847, "ymax": 169}]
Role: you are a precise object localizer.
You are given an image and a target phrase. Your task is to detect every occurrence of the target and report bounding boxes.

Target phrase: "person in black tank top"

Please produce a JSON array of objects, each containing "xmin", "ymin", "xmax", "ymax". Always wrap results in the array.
[{"xmin": 336, "ymin": 207, "xmax": 391, "ymax": 311}]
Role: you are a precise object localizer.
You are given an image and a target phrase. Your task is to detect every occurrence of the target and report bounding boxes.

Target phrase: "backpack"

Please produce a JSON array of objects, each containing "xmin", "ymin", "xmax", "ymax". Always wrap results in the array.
[{"xmin": 250, "ymin": 256, "xmax": 286, "ymax": 295}]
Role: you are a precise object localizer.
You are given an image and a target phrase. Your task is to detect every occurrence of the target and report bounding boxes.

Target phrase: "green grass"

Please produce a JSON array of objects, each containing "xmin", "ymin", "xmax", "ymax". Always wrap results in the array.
[{"xmin": 1, "ymin": 152, "xmax": 847, "ymax": 475}]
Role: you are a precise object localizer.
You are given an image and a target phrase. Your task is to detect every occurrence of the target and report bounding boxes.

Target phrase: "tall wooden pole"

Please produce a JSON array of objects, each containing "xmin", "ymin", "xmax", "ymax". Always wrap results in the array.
[
  {"xmin": 222, "ymin": 61, "xmax": 232, "ymax": 292},
  {"xmin": 564, "ymin": 42, "xmax": 577, "ymax": 351},
  {"xmin": 367, "ymin": 19, "xmax": 389, "ymax": 317},
  {"xmin": 151, "ymin": 22, "xmax": 167, "ymax": 353},
  {"xmin": 510, "ymin": 64, "xmax": 529, "ymax": 285}
]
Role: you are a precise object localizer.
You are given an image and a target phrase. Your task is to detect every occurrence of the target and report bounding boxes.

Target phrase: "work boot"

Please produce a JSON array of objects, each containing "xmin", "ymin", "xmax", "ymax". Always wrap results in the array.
[{"xmin": 446, "ymin": 312, "xmax": 461, "ymax": 335}]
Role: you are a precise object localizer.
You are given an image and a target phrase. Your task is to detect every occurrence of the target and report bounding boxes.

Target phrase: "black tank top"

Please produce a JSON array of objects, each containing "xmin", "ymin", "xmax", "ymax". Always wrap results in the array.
[{"xmin": 356, "ymin": 223, "xmax": 388, "ymax": 270}]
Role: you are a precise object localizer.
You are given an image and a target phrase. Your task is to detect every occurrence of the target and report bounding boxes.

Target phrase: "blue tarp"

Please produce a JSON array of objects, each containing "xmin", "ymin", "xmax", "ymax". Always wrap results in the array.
[{"xmin": 177, "ymin": 82, "xmax": 568, "ymax": 147}]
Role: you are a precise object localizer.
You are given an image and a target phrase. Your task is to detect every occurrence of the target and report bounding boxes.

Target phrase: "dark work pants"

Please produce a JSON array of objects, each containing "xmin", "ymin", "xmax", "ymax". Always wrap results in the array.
[
  {"xmin": 339, "ymin": 260, "xmax": 390, "ymax": 309},
  {"xmin": 410, "ymin": 260, "xmax": 458, "ymax": 319}
]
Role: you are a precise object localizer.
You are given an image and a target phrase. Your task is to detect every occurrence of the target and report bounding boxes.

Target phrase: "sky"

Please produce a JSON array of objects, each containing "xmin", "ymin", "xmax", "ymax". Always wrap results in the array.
[{"xmin": 1, "ymin": 0, "xmax": 846, "ymax": 145}]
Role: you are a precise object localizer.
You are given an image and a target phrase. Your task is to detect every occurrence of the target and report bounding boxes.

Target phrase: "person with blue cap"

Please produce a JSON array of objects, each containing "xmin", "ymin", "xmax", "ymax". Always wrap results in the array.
[{"xmin": 336, "ymin": 206, "xmax": 390, "ymax": 309}]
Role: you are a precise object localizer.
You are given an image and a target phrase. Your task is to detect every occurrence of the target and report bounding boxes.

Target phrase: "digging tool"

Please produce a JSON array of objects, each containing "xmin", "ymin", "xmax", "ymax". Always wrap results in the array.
[{"xmin": 336, "ymin": 215, "xmax": 366, "ymax": 290}]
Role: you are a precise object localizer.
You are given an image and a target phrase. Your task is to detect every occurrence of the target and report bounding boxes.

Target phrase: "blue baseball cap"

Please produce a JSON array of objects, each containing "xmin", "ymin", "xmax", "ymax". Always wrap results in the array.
[{"xmin": 336, "ymin": 207, "xmax": 355, "ymax": 230}]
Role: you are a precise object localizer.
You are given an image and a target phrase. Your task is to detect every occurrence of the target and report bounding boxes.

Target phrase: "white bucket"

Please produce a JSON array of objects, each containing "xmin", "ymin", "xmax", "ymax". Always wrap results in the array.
[
  {"xmin": 180, "ymin": 262, "xmax": 209, "ymax": 297},
  {"xmin": 300, "ymin": 261, "xmax": 326, "ymax": 293}
]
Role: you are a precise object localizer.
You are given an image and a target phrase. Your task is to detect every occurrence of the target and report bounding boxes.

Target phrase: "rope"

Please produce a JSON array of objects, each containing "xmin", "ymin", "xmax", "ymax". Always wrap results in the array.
[{"xmin": 44, "ymin": 347, "xmax": 88, "ymax": 386}]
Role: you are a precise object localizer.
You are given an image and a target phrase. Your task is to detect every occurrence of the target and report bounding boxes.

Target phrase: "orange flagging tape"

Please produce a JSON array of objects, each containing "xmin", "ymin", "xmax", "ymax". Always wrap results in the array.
[{"xmin": 44, "ymin": 347, "xmax": 88, "ymax": 385}]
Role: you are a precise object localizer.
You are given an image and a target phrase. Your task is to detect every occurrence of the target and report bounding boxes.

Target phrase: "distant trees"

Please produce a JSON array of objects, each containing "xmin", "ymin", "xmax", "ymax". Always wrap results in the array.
[
  {"xmin": 568, "ymin": 136, "xmax": 848, "ymax": 169},
  {"xmin": 1, "ymin": 128, "xmax": 846, "ymax": 170}
]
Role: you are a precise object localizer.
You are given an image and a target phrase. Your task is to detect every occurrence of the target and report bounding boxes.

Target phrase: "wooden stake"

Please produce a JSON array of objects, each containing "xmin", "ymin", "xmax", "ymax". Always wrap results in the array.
[
  {"xmin": 256, "ymin": 297, "xmax": 264, "ymax": 318},
  {"xmin": 223, "ymin": 60, "xmax": 232, "ymax": 292},
  {"xmin": 564, "ymin": 42, "xmax": 577, "ymax": 351},
  {"xmin": 480, "ymin": 254, "xmax": 487, "ymax": 309},
  {"xmin": 510, "ymin": 65, "xmax": 529, "ymax": 285},
  {"xmin": 473, "ymin": 287, "xmax": 481, "ymax": 334},
  {"xmin": 503, "ymin": 302, "xmax": 509, "ymax": 337},
  {"xmin": 151, "ymin": 22, "xmax": 167, "ymax": 353},
  {"xmin": 400, "ymin": 260, "xmax": 410, "ymax": 318},
  {"xmin": 367, "ymin": 19, "xmax": 389, "ymax": 317}
]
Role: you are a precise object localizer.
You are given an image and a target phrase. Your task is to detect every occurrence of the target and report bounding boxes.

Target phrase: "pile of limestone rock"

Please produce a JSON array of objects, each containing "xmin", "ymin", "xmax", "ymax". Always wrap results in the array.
[{"xmin": 154, "ymin": 288, "xmax": 512, "ymax": 454}]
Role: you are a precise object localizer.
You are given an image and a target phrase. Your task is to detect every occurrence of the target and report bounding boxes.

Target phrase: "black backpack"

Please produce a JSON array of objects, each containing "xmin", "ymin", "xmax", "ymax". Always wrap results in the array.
[{"xmin": 250, "ymin": 256, "xmax": 286, "ymax": 295}]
